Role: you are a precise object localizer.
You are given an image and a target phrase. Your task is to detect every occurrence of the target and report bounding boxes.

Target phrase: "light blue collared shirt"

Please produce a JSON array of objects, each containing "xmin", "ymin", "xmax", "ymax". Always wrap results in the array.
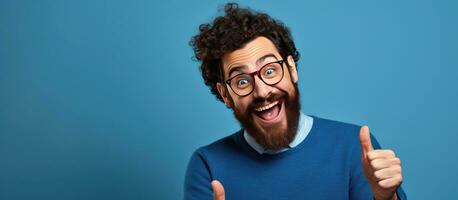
[{"xmin": 243, "ymin": 112, "xmax": 314, "ymax": 154}]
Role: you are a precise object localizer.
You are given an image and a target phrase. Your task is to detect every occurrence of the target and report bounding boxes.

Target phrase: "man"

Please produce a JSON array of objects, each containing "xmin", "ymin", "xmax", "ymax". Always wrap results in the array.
[{"xmin": 185, "ymin": 3, "xmax": 406, "ymax": 200}]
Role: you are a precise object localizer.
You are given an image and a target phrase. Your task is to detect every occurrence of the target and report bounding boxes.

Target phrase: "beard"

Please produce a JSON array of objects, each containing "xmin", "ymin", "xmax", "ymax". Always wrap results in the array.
[{"xmin": 231, "ymin": 83, "xmax": 301, "ymax": 151}]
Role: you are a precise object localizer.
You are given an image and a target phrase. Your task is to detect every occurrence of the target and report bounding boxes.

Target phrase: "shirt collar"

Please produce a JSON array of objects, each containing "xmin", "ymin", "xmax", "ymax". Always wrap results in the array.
[{"xmin": 243, "ymin": 112, "xmax": 314, "ymax": 155}]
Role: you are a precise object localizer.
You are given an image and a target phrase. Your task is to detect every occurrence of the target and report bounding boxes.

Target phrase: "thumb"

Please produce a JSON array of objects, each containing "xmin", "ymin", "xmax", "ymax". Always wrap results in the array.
[
  {"xmin": 211, "ymin": 180, "xmax": 225, "ymax": 200},
  {"xmin": 359, "ymin": 125, "xmax": 374, "ymax": 156}
]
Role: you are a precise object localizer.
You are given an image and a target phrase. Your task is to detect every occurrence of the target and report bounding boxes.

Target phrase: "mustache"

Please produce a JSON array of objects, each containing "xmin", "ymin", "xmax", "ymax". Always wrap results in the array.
[{"xmin": 248, "ymin": 92, "xmax": 286, "ymax": 111}]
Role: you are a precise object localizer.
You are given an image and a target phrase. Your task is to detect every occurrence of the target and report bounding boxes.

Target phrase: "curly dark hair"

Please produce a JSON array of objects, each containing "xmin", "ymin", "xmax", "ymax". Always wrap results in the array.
[{"xmin": 190, "ymin": 3, "xmax": 300, "ymax": 102}]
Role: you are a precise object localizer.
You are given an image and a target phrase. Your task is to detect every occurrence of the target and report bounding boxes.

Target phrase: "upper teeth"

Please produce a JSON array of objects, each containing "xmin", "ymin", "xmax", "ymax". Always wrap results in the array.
[{"xmin": 254, "ymin": 101, "xmax": 279, "ymax": 112}]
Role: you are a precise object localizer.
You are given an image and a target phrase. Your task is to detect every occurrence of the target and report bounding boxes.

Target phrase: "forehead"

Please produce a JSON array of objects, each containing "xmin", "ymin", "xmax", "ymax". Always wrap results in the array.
[{"xmin": 221, "ymin": 37, "xmax": 280, "ymax": 72}]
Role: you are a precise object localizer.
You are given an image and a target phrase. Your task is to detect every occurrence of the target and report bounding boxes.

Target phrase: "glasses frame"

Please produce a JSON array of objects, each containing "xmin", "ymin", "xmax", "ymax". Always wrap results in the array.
[{"xmin": 224, "ymin": 60, "xmax": 286, "ymax": 97}]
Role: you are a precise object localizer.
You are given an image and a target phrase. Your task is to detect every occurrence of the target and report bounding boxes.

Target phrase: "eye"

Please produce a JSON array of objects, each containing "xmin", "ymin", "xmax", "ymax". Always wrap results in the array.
[
  {"xmin": 237, "ymin": 79, "xmax": 249, "ymax": 86},
  {"xmin": 263, "ymin": 68, "xmax": 277, "ymax": 77},
  {"xmin": 265, "ymin": 69, "xmax": 274, "ymax": 75},
  {"xmin": 233, "ymin": 75, "xmax": 252, "ymax": 90}
]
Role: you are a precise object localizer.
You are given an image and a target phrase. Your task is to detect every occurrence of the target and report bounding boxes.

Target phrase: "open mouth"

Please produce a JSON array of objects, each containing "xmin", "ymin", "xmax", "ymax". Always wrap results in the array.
[{"xmin": 253, "ymin": 100, "xmax": 283, "ymax": 123}]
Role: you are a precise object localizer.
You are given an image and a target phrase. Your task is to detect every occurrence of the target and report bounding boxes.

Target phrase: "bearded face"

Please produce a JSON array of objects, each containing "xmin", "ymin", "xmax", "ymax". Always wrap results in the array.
[
  {"xmin": 231, "ymin": 83, "xmax": 300, "ymax": 150},
  {"xmin": 217, "ymin": 37, "xmax": 301, "ymax": 151}
]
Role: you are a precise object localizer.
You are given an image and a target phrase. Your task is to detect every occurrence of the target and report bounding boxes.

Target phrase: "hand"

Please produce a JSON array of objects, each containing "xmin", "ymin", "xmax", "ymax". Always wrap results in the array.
[
  {"xmin": 359, "ymin": 125, "xmax": 403, "ymax": 200},
  {"xmin": 211, "ymin": 180, "xmax": 225, "ymax": 200}
]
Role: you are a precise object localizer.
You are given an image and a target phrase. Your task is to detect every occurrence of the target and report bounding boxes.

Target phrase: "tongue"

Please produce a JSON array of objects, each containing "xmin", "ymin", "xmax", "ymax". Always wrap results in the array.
[{"xmin": 256, "ymin": 104, "xmax": 280, "ymax": 121}]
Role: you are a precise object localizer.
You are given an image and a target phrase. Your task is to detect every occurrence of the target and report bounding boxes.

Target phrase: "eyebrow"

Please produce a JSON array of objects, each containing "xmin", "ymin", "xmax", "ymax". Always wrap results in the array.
[{"xmin": 227, "ymin": 54, "xmax": 278, "ymax": 78}]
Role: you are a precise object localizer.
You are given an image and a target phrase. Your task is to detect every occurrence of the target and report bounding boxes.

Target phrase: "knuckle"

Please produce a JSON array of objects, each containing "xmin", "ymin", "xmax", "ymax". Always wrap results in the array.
[
  {"xmin": 367, "ymin": 151, "xmax": 374, "ymax": 159},
  {"xmin": 370, "ymin": 160, "xmax": 378, "ymax": 168},
  {"xmin": 396, "ymin": 165, "xmax": 402, "ymax": 173},
  {"xmin": 378, "ymin": 181, "xmax": 390, "ymax": 189},
  {"xmin": 373, "ymin": 171, "xmax": 382, "ymax": 179},
  {"xmin": 398, "ymin": 175, "xmax": 403, "ymax": 183},
  {"xmin": 387, "ymin": 149, "xmax": 395, "ymax": 157}
]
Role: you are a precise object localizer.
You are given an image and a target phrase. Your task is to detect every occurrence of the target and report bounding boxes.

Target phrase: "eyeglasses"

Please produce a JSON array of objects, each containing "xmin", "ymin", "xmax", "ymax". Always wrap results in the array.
[{"xmin": 225, "ymin": 60, "xmax": 286, "ymax": 97}]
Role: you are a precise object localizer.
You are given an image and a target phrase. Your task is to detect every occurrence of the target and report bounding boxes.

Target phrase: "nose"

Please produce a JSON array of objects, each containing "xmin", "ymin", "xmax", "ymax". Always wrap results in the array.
[{"xmin": 251, "ymin": 75, "xmax": 272, "ymax": 99}]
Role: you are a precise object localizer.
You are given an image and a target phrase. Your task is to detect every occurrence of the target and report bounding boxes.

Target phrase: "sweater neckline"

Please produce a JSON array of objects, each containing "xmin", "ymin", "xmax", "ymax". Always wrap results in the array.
[{"xmin": 235, "ymin": 115, "xmax": 320, "ymax": 158}]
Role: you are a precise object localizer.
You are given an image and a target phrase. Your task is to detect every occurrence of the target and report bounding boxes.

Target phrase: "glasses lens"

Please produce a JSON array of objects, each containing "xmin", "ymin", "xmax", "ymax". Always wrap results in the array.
[
  {"xmin": 260, "ymin": 62, "xmax": 283, "ymax": 85},
  {"xmin": 231, "ymin": 74, "xmax": 254, "ymax": 96}
]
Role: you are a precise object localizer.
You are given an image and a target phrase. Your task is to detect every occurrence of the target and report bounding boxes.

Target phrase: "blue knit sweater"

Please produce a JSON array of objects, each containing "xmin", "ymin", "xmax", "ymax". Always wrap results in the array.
[{"xmin": 184, "ymin": 116, "xmax": 407, "ymax": 200}]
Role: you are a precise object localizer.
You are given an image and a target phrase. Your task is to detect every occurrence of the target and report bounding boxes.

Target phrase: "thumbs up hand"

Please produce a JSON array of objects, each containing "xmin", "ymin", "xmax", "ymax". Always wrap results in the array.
[
  {"xmin": 211, "ymin": 180, "xmax": 225, "ymax": 200},
  {"xmin": 359, "ymin": 126, "xmax": 403, "ymax": 200}
]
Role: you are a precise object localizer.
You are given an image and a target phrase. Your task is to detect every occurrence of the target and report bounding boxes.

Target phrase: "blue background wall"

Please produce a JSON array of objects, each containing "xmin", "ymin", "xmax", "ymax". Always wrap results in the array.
[{"xmin": 1, "ymin": 0, "xmax": 457, "ymax": 199}]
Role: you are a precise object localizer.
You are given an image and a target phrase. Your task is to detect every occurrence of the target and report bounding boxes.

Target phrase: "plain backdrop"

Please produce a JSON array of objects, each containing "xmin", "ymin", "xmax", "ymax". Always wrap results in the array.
[{"xmin": 1, "ymin": 0, "xmax": 457, "ymax": 199}]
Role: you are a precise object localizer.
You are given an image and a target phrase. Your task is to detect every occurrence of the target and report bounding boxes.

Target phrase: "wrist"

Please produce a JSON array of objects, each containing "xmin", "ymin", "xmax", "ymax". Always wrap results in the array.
[{"xmin": 374, "ymin": 192, "xmax": 397, "ymax": 200}]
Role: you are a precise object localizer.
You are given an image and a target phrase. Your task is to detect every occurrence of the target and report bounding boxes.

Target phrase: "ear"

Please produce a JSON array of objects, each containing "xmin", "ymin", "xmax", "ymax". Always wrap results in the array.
[
  {"xmin": 217, "ymin": 82, "xmax": 233, "ymax": 108},
  {"xmin": 287, "ymin": 55, "xmax": 298, "ymax": 83}
]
